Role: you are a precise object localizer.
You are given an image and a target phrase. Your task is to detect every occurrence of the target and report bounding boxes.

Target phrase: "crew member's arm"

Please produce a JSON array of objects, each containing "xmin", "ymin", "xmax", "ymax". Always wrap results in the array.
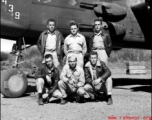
[
  {"xmin": 60, "ymin": 33, "xmax": 65, "ymax": 55},
  {"xmin": 63, "ymin": 37, "xmax": 68, "ymax": 56},
  {"xmin": 88, "ymin": 35, "xmax": 93, "ymax": 53},
  {"xmin": 48, "ymin": 69, "xmax": 60, "ymax": 96},
  {"xmin": 37, "ymin": 33, "xmax": 42, "ymax": 54},
  {"xmin": 76, "ymin": 68, "xmax": 85, "ymax": 87},
  {"xmin": 106, "ymin": 34, "xmax": 112, "ymax": 56},
  {"xmin": 99, "ymin": 61, "xmax": 111, "ymax": 82},
  {"xmin": 82, "ymin": 36, "xmax": 87, "ymax": 55},
  {"xmin": 60, "ymin": 66, "xmax": 69, "ymax": 83},
  {"xmin": 84, "ymin": 67, "xmax": 93, "ymax": 85},
  {"xmin": 60, "ymin": 33, "xmax": 64, "ymax": 46},
  {"xmin": 34, "ymin": 66, "xmax": 46, "ymax": 79},
  {"xmin": 57, "ymin": 32, "xmax": 64, "ymax": 56}
]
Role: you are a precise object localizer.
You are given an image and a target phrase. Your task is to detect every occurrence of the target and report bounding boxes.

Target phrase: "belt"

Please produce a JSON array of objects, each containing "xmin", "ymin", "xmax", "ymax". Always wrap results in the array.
[
  {"xmin": 92, "ymin": 47, "xmax": 105, "ymax": 50},
  {"xmin": 68, "ymin": 51, "xmax": 82, "ymax": 54}
]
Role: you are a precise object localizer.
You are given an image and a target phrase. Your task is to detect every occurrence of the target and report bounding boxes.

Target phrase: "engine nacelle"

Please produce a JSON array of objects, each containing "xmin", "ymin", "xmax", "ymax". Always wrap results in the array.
[{"xmin": 80, "ymin": 2, "xmax": 127, "ymax": 22}]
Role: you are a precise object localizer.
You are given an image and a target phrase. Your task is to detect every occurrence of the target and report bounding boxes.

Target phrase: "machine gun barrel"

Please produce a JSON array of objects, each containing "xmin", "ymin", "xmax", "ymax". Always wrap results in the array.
[{"xmin": 80, "ymin": 2, "xmax": 97, "ymax": 9}]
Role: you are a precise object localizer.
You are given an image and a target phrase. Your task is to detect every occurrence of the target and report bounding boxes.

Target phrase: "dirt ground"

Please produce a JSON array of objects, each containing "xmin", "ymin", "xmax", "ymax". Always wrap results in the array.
[{"xmin": 1, "ymin": 68, "xmax": 152, "ymax": 120}]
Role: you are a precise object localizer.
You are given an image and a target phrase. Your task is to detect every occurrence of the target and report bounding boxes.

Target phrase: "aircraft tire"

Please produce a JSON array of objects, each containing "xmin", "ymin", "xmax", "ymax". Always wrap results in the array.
[{"xmin": 1, "ymin": 69, "xmax": 28, "ymax": 98}]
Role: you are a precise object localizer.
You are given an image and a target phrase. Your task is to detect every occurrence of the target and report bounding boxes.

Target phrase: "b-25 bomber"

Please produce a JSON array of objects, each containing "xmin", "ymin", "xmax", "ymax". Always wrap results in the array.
[{"xmin": 1, "ymin": 0, "xmax": 152, "ymax": 98}]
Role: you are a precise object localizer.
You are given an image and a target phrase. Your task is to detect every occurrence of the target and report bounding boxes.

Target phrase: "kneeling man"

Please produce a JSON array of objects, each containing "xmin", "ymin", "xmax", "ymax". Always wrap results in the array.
[
  {"xmin": 58, "ymin": 56, "xmax": 85, "ymax": 104},
  {"xmin": 84, "ymin": 51, "xmax": 113, "ymax": 105},
  {"xmin": 35, "ymin": 54, "xmax": 62, "ymax": 105}
]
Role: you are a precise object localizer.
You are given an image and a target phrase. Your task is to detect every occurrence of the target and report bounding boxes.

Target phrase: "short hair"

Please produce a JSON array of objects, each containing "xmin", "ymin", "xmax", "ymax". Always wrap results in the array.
[
  {"xmin": 44, "ymin": 54, "xmax": 53, "ymax": 60},
  {"xmin": 90, "ymin": 51, "xmax": 98, "ymax": 57},
  {"xmin": 70, "ymin": 21, "xmax": 79, "ymax": 28},
  {"xmin": 47, "ymin": 18, "xmax": 56, "ymax": 25},
  {"xmin": 94, "ymin": 18, "xmax": 103, "ymax": 24},
  {"xmin": 68, "ymin": 56, "xmax": 77, "ymax": 61}
]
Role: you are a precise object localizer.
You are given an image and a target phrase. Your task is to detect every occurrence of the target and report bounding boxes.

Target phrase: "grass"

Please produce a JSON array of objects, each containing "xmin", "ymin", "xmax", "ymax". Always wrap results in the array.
[
  {"xmin": 1, "ymin": 46, "xmax": 42, "ymax": 71},
  {"xmin": 109, "ymin": 48, "xmax": 151, "ymax": 63},
  {"xmin": 1, "ymin": 46, "xmax": 151, "ymax": 71},
  {"xmin": 1, "ymin": 52, "xmax": 10, "ymax": 61}
]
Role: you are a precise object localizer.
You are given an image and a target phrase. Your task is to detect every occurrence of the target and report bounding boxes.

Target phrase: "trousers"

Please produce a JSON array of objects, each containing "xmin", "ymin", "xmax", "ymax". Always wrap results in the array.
[
  {"xmin": 58, "ymin": 80, "xmax": 86, "ymax": 98},
  {"xmin": 36, "ymin": 77, "xmax": 62, "ymax": 98},
  {"xmin": 84, "ymin": 76, "xmax": 113, "ymax": 98}
]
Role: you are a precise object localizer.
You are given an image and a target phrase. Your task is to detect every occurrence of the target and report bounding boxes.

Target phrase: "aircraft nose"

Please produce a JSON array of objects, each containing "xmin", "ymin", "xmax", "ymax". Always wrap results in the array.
[{"xmin": 94, "ymin": 2, "xmax": 127, "ymax": 22}]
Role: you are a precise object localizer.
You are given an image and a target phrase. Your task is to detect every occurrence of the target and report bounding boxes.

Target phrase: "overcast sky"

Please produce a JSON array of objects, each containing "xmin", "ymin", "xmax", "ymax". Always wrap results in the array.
[{"xmin": 1, "ymin": 39, "xmax": 16, "ymax": 53}]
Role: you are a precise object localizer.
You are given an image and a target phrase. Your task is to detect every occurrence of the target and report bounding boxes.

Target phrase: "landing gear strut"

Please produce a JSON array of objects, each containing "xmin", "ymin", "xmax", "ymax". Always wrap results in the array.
[{"xmin": 1, "ymin": 37, "xmax": 28, "ymax": 98}]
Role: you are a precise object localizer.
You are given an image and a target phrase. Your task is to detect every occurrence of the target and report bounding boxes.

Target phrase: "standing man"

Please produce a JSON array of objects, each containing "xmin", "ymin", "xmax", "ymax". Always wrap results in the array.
[
  {"xmin": 58, "ymin": 56, "xmax": 86, "ymax": 104},
  {"xmin": 88, "ymin": 18, "xmax": 113, "ymax": 104},
  {"xmin": 64, "ymin": 22, "xmax": 87, "ymax": 68},
  {"xmin": 35, "ymin": 54, "xmax": 62, "ymax": 105},
  {"xmin": 37, "ymin": 18, "xmax": 64, "ymax": 68},
  {"xmin": 84, "ymin": 51, "xmax": 113, "ymax": 105},
  {"xmin": 88, "ymin": 18, "xmax": 112, "ymax": 65}
]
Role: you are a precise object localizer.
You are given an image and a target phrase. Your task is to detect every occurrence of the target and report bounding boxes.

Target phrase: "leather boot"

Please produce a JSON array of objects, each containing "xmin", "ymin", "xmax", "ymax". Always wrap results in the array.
[
  {"xmin": 60, "ymin": 98, "xmax": 68, "ymax": 105},
  {"xmin": 38, "ymin": 93, "xmax": 44, "ymax": 105},
  {"xmin": 76, "ymin": 96, "xmax": 85, "ymax": 103},
  {"xmin": 107, "ymin": 95, "xmax": 113, "ymax": 105}
]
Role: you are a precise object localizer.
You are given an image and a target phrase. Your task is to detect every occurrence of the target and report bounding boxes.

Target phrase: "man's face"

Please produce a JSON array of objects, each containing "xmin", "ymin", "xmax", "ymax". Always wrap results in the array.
[
  {"xmin": 68, "ymin": 57, "xmax": 77, "ymax": 69},
  {"xmin": 47, "ymin": 21, "xmax": 55, "ymax": 33},
  {"xmin": 45, "ymin": 57, "xmax": 53, "ymax": 68},
  {"xmin": 94, "ymin": 21, "xmax": 102, "ymax": 33},
  {"xmin": 70, "ymin": 25, "xmax": 78, "ymax": 36},
  {"xmin": 90, "ymin": 54, "xmax": 98, "ymax": 66}
]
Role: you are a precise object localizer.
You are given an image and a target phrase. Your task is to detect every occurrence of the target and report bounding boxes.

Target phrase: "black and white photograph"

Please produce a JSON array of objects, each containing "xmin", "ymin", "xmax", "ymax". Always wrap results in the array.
[{"xmin": 1, "ymin": 0, "xmax": 152, "ymax": 120}]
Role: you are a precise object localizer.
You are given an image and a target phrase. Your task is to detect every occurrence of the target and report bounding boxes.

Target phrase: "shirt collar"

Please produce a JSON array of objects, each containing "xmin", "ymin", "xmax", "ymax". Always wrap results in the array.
[
  {"xmin": 68, "ymin": 65, "xmax": 78, "ymax": 72},
  {"xmin": 91, "ymin": 65, "xmax": 96, "ymax": 70},
  {"xmin": 85, "ymin": 60, "xmax": 101, "ymax": 68},
  {"xmin": 70, "ymin": 33, "xmax": 81, "ymax": 38},
  {"xmin": 94, "ymin": 30, "xmax": 103, "ymax": 36},
  {"xmin": 47, "ymin": 64, "xmax": 55, "ymax": 72},
  {"xmin": 47, "ymin": 30, "xmax": 55, "ymax": 35}
]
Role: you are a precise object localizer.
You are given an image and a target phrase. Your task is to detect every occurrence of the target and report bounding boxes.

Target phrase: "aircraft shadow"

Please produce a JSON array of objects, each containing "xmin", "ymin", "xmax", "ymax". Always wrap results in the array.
[
  {"xmin": 23, "ymin": 78, "xmax": 152, "ymax": 97},
  {"xmin": 22, "ymin": 85, "xmax": 37, "ymax": 97},
  {"xmin": 113, "ymin": 78, "xmax": 152, "ymax": 93}
]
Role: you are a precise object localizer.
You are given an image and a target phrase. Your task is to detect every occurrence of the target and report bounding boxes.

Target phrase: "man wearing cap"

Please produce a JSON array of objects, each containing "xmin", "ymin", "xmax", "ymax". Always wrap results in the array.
[
  {"xmin": 64, "ymin": 22, "xmax": 87, "ymax": 68},
  {"xmin": 35, "ymin": 54, "xmax": 62, "ymax": 105},
  {"xmin": 37, "ymin": 18, "xmax": 64, "ymax": 68},
  {"xmin": 84, "ymin": 51, "xmax": 113, "ymax": 105},
  {"xmin": 58, "ymin": 56, "xmax": 86, "ymax": 104}
]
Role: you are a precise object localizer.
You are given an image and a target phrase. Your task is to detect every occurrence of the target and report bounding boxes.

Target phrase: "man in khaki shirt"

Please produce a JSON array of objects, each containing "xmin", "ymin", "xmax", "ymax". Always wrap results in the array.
[
  {"xmin": 58, "ymin": 56, "xmax": 86, "ymax": 104},
  {"xmin": 64, "ymin": 22, "xmax": 87, "ymax": 68}
]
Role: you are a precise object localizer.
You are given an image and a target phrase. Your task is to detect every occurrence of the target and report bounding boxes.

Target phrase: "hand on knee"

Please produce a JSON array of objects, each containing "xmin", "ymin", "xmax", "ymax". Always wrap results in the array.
[
  {"xmin": 58, "ymin": 80, "xmax": 64, "ymax": 87},
  {"xmin": 77, "ymin": 89, "xmax": 86, "ymax": 97}
]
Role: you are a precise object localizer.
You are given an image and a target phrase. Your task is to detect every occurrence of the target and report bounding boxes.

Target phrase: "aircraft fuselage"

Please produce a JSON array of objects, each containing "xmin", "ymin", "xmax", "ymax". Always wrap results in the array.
[{"xmin": 1, "ymin": 0, "xmax": 152, "ymax": 49}]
